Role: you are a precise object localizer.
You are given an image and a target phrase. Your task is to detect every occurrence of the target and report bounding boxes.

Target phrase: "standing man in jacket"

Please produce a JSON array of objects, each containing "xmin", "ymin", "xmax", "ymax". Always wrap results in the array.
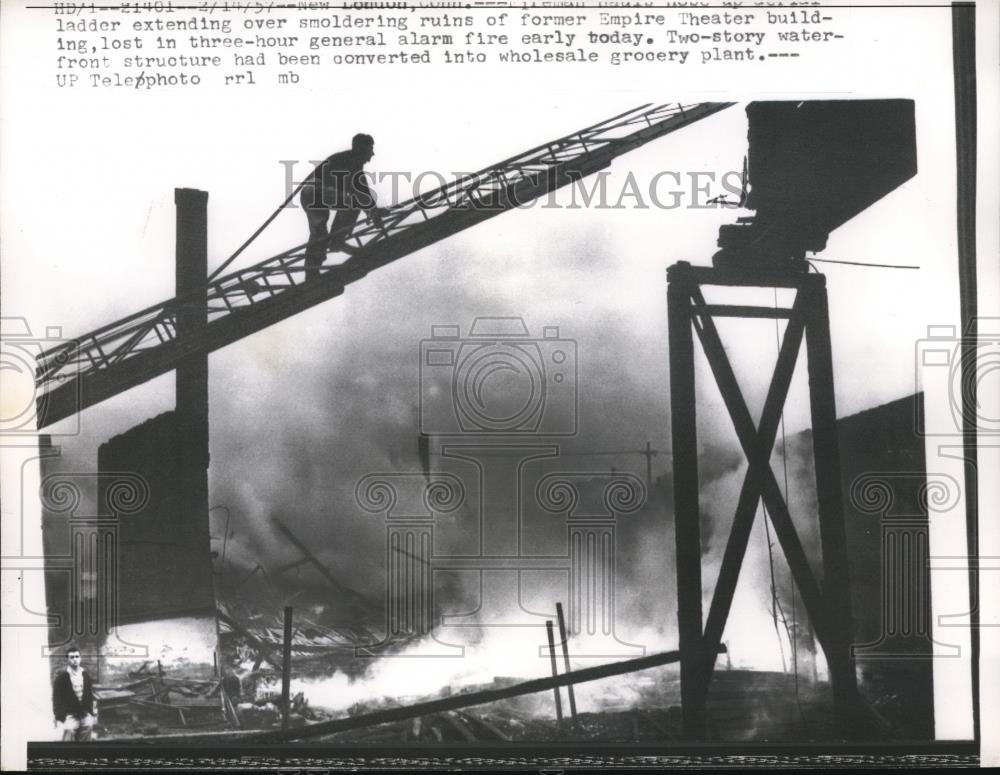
[
  {"xmin": 52, "ymin": 646, "xmax": 98, "ymax": 741},
  {"xmin": 301, "ymin": 132, "xmax": 386, "ymax": 281}
]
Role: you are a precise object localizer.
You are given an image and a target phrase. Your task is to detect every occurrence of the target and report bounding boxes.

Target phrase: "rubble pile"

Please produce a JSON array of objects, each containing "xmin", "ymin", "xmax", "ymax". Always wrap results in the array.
[
  {"xmin": 294, "ymin": 668, "xmax": 839, "ymax": 743},
  {"xmin": 91, "ymin": 661, "xmax": 233, "ymax": 738},
  {"xmin": 86, "ymin": 578, "xmax": 844, "ymax": 743},
  {"xmin": 705, "ymin": 670, "xmax": 836, "ymax": 740}
]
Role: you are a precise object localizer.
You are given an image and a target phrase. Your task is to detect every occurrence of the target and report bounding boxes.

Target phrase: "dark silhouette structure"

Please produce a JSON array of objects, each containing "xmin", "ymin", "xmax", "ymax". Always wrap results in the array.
[
  {"xmin": 713, "ymin": 100, "xmax": 917, "ymax": 271},
  {"xmin": 95, "ymin": 190, "xmax": 214, "ymax": 626},
  {"xmin": 670, "ymin": 100, "xmax": 920, "ymax": 739},
  {"xmin": 835, "ymin": 394, "xmax": 935, "ymax": 739}
]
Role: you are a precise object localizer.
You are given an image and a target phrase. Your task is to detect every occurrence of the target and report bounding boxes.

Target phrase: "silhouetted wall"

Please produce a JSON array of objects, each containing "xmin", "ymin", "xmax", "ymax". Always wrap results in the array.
[
  {"xmin": 840, "ymin": 393, "xmax": 933, "ymax": 738},
  {"xmin": 795, "ymin": 393, "xmax": 933, "ymax": 738},
  {"xmin": 97, "ymin": 411, "xmax": 215, "ymax": 624}
]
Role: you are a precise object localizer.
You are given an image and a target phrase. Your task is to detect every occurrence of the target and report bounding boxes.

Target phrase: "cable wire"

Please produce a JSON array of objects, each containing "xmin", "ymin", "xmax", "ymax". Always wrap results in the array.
[
  {"xmin": 808, "ymin": 257, "xmax": 920, "ymax": 270},
  {"xmin": 761, "ymin": 506, "xmax": 788, "ymax": 675},
  {"xmin": 208, "ymin": 178, "xmax": 311, "ymax": 282}
]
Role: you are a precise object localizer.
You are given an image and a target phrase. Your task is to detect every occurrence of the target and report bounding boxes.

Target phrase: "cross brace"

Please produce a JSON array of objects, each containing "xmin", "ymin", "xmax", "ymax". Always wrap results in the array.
[{"xmin": 666, "ymin": 261, "xmax": 860, "ymax": 739}]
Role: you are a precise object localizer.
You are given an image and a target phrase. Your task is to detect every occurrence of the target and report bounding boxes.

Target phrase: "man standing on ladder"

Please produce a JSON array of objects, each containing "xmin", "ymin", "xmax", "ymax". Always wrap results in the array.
[{"xmin": 301, "ymin": 133, "xmax": 386, "ymax": 281}]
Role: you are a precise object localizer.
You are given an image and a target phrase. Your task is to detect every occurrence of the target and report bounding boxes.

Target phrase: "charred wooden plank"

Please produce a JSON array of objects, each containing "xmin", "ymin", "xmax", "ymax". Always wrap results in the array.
[{"xmin": 246, "ymin": 646, "xmax": 722, "ymax": 742}]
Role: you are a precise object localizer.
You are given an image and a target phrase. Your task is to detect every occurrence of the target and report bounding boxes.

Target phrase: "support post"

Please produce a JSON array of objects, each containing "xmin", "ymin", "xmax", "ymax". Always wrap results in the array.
[
  {"xmin": 803, "ymin": 284, "xmax": 861, "ymax": 731},
  {"xmin": 952, "ymin": 3, "xmax": 980, "ymax": 741},
  {"xmin": 556, "ymin": 602, "xmax": 578, "ymax": 726},
  {"xmin": 281, "ymin": 606, "xmax": 293, "ymax": 730},
  {"xmin": 666, "ymin": 262, "xmax": 862, "ymax": 739},
  {"xmin": 173, "ymin": 188, "xmax": 215, "ymax": 615},
  {"xmin": 545, "ymin": 620, "xmax": 564, "ymax": 732},
  {"xmin": 667, "ymin": 269, "xmax": 706, "ymax": 739},
  {"xmin": 174, "ymin": 188, "xmax": 210, "ymax": 470}
]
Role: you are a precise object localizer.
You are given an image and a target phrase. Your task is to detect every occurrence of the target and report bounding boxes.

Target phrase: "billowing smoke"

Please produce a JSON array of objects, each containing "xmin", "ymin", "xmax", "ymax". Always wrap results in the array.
[
  {"xmin": 204, "ymin": 219, "xmax": 830, "ymax": 679},
  {"xmin": 38, "ymin": 162, "xmax": 824, "ymax": 683}
]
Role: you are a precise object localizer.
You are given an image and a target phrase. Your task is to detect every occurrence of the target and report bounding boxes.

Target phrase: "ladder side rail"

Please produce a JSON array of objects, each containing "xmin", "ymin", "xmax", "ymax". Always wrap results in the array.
[
  {"xmin": 38, "ymin": 120, "xmax": 653, "ymax": 389},
  {"xmin": 37, "ymin": 148, "xmax": 617, "ymax": 421},
  {"xmin": 39, "ymin": 109, "xmax": 687, "ymax": 388}
]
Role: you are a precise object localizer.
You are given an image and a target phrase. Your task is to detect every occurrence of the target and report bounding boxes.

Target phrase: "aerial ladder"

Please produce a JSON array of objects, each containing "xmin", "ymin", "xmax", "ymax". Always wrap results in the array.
[{"xmin": 34, "ymin": 102, "xmax": 733, "ymax": 428}]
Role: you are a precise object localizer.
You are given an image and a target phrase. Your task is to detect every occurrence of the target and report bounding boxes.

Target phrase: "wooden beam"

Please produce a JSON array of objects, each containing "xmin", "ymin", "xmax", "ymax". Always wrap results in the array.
[
  {"xmin": 271, "ymin": 517, "xmax": 375, "ymax": 616},
  {"xmin": 556, "ymin": 603, "xmax": 578, "ymax": 726},
  {"xmin": 545, "ymin": 621, "xmax": 564, "ymax": 732},
  {"xmin": 690, "ymin": 290, "xmax": 831, "ymax": 648},
  {"xmin": 803, "ymin": 285, "xmax": 861, "ymax": 731},
  {"xmin": 281, "ymin": 606, "xmax": 293, "ymax": 731},
  {"xmin": 698, "ymin": 293, "xmax": 808, "ymax": 690},
  {"xmin": 667, "ymin": 279, "xmax": 706, "ymax": 740},
  {"xmin": 697, "ymin": 304, "xmax": 798, "ymax": 319},
  {"xmin": 245, "ymin": 647, "xmax": 722, "ymax": 742},
  {"xmin": 217, "ymin": 610, "xmax": 281, "ymax": 667},
  {"xmin": 666, "ymin": 261, "xmax": 826, "ymax": 290},
  {"xmin": 457, "ymin": 711, "xmax": 512, "ymax": 742},
  {"xmin": 128, "ymin": 698, "xmax": 186, "ymax": 725},
  {"xmin": 439, "ymin": 712, "xmax": 477, "ymax": 742}
]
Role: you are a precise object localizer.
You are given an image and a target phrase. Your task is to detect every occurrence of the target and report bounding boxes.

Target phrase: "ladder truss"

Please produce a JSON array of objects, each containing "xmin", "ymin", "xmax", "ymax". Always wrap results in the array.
[{"xmin": 35, "ymin": 102, "xmax": 733, "ymax": 427}]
